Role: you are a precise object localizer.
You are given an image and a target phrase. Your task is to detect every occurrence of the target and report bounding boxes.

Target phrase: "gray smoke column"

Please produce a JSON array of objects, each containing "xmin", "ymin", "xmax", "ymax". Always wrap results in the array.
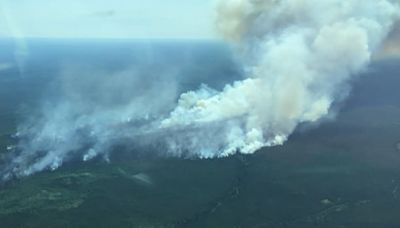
[
  {"xmin": 1, "ymin": 0, "xmax": 400, "ymax": 179},
  {"xmin": 159, "ymin": 0, "xmax": 400, "ymax": 156}
]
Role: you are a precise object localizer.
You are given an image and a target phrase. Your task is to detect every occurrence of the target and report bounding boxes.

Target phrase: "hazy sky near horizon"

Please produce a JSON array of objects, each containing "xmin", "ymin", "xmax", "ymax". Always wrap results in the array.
[{"xmin": 0, "ymin": 0, "xmax": 216, "ymax": 39}]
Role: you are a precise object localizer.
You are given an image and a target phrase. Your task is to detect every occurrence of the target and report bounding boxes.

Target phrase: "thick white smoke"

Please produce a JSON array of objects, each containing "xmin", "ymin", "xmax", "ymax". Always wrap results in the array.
[
  {"xmin": 1, "ymin": 0, "xmax": 399, "ymax": 179},
  {"xmin": 160, "ymin": 0, "xmax": 400, "ymax": 157}
]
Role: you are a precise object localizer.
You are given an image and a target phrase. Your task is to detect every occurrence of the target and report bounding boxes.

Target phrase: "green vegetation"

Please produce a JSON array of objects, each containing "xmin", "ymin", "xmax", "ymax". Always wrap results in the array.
[
  {"xmin": 0, "ymin": 104, "xmax": 399, "ymax": 227},
  {"xmin": 0, "ymin": 158, "xmax": 238, "ymax": 227}
]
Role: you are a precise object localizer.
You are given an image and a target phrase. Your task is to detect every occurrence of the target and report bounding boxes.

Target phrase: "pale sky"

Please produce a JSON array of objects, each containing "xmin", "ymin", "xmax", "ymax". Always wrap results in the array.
[{"xmin": 0, "ymin": 0, "xmax": 217, "ymax": 39}]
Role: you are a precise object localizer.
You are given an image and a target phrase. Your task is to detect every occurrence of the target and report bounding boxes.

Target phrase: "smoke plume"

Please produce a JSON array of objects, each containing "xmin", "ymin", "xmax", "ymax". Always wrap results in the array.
[
  {"xmin": 1, "ymin": 66, "xmax": 179, "ymax": 179},
  {"xmin": 2, "ymin": 0, "xmax": 399, "ymax": 179},
  {"xmin": 161, "ymin": 0, "xmax": 400, "ymax": 156}
]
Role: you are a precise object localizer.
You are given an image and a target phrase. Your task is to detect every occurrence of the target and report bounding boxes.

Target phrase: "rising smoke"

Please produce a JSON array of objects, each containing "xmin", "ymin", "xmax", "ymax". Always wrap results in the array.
[
  {"xmin": 161, "ymin": 0, "xmax": 400, "ymax": 155},
  {"xmin": 2, "ymin": 0, "xmax": 400, "ymax": 180}
]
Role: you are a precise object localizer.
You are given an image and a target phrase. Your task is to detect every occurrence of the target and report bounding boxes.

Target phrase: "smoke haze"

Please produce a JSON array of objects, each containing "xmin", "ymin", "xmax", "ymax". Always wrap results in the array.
[{"xmin": 2, "ymin": 0, "xmax": 400, "ymax": 180}]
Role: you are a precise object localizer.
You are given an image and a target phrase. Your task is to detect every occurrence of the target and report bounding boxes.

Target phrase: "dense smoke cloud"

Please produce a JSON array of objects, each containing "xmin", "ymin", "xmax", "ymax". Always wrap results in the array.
[
  {"xmin": 162, "ymin": 0, "xmax": 400, "ymax": 155},
  {"xmin": 1, "ymin": 0, "xmax": 399, "ymax": 179},
  {"xmin": 378, "ymin": 20, "xmax": 400, "ymax": 58}
]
